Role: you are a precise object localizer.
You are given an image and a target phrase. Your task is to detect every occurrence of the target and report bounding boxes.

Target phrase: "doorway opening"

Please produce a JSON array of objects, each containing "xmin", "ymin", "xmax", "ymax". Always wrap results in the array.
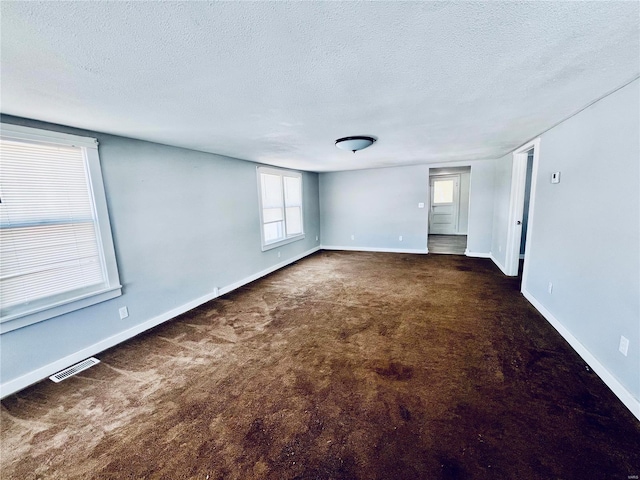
[
  {"xmin": 518, "ymin": 150, "xmax": 534, "ymax": 276},
  {"xmin": 428, "ymin": 166, "xmax": 471, "ymax": 255},
  {"xmin": 504, "ymin": 138, "xmax": 540, "ymax": 286}
]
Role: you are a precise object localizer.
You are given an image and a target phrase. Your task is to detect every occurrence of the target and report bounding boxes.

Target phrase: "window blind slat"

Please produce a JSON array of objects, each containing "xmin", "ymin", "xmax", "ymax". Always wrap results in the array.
[
  {"xmin": 0, "ymin": 137, "xmax": 106, "ymax": 316},
  {"xmin": 1, "ymin": 262, "xmax": 104, "ymax": 309}
]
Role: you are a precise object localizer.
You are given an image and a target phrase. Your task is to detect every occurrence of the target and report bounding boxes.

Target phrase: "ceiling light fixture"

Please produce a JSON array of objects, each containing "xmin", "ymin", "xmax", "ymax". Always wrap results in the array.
[{"xmin": 335, "ymin": 136, "xmax": 376, "ymax": 153}]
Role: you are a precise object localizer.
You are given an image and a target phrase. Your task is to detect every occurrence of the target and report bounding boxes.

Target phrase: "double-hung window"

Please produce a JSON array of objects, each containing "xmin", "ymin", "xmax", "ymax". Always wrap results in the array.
[
  {"xmin": 0, "ymin": 123, "xmax": 121, "ymax": 333},
  {"xmin": 257, "ymin": 166, "xmax": 304, "ymax": 250}
]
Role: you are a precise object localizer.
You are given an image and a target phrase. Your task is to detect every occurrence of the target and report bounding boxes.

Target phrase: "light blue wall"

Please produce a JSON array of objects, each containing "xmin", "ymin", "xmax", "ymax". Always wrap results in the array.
[
  {"xmin": 465, "ymin": 160, "xmax": 495, "ymax": 255},
  {"xmin": 523, "ymin": 80, "xmax": 639, "ymax": 400},
  {"xmin": 490, "ymin": 152, "xmax": 513, "ymax": 271},
  {"xmin": 458, "ymin": 170, "xmax": 471, "ymax": 235},
  {"xmin": 320, "ymin": 165, "xmax": 430, "ymax": 252},
  {"xmin": 320, "ymin": 160, "xmax": 496, "ymax": 255},
  {"xmin": 0, "ymin": 115, "xmax": 321, "ymax": 392}
]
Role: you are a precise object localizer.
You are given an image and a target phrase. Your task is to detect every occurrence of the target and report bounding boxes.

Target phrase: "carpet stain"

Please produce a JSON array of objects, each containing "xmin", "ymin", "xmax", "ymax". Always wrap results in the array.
[{"xmin": 1, "ymin": 251, "xmax": 639, "ymax": 479}]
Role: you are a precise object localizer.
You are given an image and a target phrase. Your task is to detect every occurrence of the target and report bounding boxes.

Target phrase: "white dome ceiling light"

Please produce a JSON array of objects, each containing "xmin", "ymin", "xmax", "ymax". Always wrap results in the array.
[{"xmin": 335, "ymin": 136, "xmax": 376, "ymax": 153}]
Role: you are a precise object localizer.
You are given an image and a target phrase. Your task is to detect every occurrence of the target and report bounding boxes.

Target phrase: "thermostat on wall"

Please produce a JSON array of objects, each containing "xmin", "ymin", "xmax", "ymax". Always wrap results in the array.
[{"xmin": 551, "ymin": 172, "xmax": 561, "ymax": 184}]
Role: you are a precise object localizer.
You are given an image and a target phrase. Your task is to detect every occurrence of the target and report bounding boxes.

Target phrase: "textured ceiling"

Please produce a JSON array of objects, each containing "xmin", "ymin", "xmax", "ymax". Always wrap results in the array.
[{"xmin": 1, "ymin": 2, "xmax": 638, "ymax": 172}]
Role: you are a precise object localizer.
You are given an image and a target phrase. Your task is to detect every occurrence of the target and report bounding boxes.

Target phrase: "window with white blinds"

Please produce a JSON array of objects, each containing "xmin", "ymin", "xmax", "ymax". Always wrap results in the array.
[
  {"xmin": 257, "ymin": 166, "xmax": 304, "ymax": 250},
  {"xmin": 0, "ymin": 123, "xmax": 121, "ymax": 333}
]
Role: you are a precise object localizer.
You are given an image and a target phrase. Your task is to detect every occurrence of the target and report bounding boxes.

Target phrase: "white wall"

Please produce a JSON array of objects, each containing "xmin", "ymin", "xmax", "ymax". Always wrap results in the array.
[
  {"xmin": 492, "ymin": 79, "xmax": 640, "ymax": 415},
  {"xmin": 0, "ymin": 115, "xmax": 321, "ymax": 397},
  {"xmin": 320, "ymin": 160, "xmax": 496, "ymax": 255}
]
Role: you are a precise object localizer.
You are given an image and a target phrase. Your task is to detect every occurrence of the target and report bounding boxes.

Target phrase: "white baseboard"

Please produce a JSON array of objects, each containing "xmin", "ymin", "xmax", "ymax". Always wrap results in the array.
[
  {"xmin": 465, "ymin": 251, "xmax": 491, "ymax": 258},
  {"xmin": 321, "ymin": 245, "xmax": 428, "ymax": 254},
  {"xmin": 490, "ymin": 252, "xmax": 509, "ymax": 275},
  {"xmin": 0, "ymin": 246, "xmax": 321, "ymax": 399},
  {"xmin": 522, "ymin": 288, "xmax": 640, "ymax": 422}
]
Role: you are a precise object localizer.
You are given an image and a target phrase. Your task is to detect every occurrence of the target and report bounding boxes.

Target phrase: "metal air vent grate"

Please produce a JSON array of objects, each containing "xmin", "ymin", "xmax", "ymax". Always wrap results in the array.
[{"xmin": 49, "ymin": 357, "xmax": 100, "ymax": 383}]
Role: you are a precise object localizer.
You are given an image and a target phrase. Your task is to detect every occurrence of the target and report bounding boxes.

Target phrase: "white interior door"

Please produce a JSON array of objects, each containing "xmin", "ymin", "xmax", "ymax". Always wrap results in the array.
[{"xmin": 429, "ymin": 175, "xmax": 459, "ymax": 235}]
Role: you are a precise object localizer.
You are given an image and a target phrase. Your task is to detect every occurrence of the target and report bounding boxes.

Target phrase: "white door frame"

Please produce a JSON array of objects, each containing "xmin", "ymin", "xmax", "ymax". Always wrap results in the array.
[
  {"xmin": 504, "ymin": 138, "xmax": 541, "ymax": 277},
  {"xmin": 425, "ymin": 162, "xmax": 473, "ymax": 247}
]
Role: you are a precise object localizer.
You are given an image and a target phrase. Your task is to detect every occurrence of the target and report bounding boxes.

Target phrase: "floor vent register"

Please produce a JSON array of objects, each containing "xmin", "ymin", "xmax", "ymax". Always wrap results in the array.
[{"xmin": 49, "ymin": 357, "xmax": 100, "ymax": 383}]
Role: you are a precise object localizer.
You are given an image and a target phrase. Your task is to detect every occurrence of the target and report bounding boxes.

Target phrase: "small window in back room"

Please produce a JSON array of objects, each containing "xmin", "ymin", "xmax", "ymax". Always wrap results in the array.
[
  {"xmin": 433, "ymin": 179, "xmax": 454, "ymax": 204},
  {"xmin": 0, "ymin": 123, "xmax": 121, "ymax": 333},
  {"xmin": 257, "ymin": 166, "xmax": 304, "ymax": 251}
]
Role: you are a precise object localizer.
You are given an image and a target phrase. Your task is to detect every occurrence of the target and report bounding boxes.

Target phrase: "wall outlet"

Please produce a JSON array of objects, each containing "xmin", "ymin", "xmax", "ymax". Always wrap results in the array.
[
  {"xmin": 119, "ymin": 306, "xmax": 129, "ymax": 319},
  {"xmin": 277, "ymin": 251, "xmax": 281, "ymax": 258},
  {"xmin": 399, "ymin": 235, "xmax": 403, "ymax": 241},
  {"xmin": 418, "ymin": 202, "xmax": 425, "ymax": 209},
  {"xmin": 619, "ymin": 335, "xmax": 629, "ymax": 356},
  {"xmin": 213, "ymin": 287, "xmax": 219, "ymax": 297},
  {"xmin": 351, "ymin": 234, "xmax": 355, "ymax": 241},
  {"xmin": 498, "ymin": 245, "xmax": 502, "ymax": 253},
  {"xmin": 315, "ymin": 235, "xmax": 318, "ymax": 242},
  {"xmin": 547, "ymin": 282, "xmax": 553, "ymax": 294}
]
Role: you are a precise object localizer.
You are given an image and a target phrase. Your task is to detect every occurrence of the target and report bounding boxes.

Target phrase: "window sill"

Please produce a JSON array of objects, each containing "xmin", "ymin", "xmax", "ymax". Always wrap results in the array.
[
  {"xmin": 0, "ymin": 286, "xmax": 122, "ymax": 334},
  {"xmin": 261, "ymin": 234, "xmax": 305, "ymax": 252}
]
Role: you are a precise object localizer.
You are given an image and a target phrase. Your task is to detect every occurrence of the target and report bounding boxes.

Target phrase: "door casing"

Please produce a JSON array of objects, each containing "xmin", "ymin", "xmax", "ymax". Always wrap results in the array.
[{"xmin": 505, "ymin": 138, "xmax": 541, "ymax": 279}]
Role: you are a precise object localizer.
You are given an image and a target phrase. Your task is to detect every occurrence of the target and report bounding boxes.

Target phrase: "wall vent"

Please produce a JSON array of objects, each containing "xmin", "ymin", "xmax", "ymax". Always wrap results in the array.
[{"xmin": 49, "ymin": 357, "xmax": 100, "ymax": 383}]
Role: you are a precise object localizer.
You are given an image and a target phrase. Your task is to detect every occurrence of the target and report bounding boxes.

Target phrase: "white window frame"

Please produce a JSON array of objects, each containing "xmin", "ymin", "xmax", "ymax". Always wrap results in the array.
[
  {"xmin": 0, "ymin": 123, "xmax": 122, "ymax": 334},
  {"xmin": 257, "ymin": 166, "xmax": 305, "ymax": 251}
]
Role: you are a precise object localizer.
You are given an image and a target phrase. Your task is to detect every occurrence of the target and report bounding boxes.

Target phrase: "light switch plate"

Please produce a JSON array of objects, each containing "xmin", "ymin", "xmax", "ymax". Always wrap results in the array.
[
  {"xmin": 551, "ymin": 172, "xmax": 561, "ymax": 184},
  {"xmin": 619, "ymin": 335, "xmax": 629, "ymax": 356}
]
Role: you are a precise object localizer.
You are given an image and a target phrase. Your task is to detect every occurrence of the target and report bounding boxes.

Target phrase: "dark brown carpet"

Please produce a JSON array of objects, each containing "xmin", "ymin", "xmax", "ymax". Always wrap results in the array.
[{"xmin": 2, "ymin": 251, "xmax": 639, "ymax": 479}]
